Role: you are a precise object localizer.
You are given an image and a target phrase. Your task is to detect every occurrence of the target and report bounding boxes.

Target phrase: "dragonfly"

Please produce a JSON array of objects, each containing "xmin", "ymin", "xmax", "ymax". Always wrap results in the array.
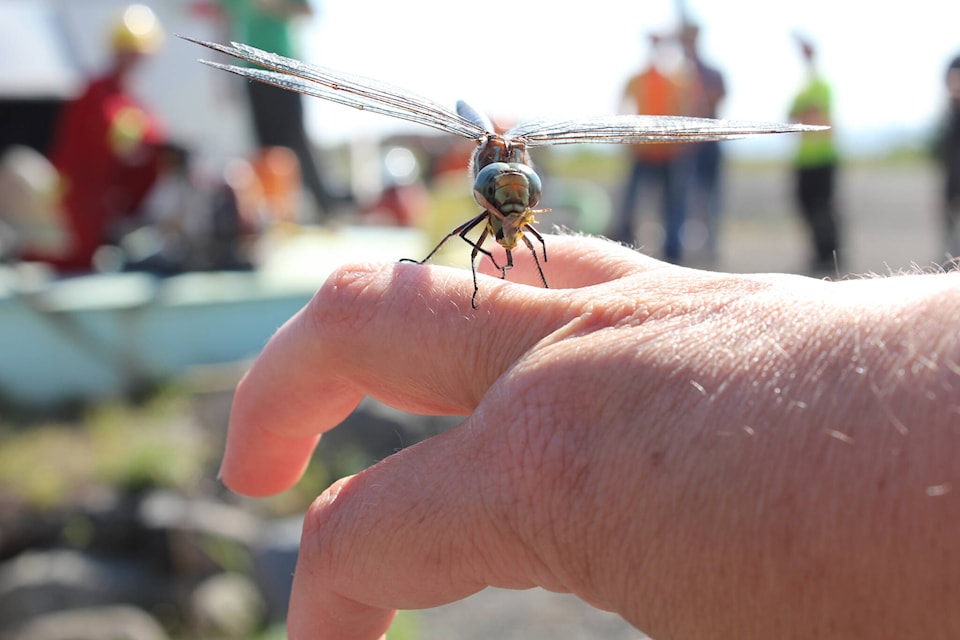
[{"xmin": 184, "ymin": 37, "xmax": 825, "ymax": 308}]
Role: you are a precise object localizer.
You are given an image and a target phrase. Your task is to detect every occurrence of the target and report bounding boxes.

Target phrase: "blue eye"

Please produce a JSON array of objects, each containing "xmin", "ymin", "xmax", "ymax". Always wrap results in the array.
[
  {"xmin": 473, "ymin": 162, "xmax": 542, "ymax": 211},
  {"xmin": 474, "ymin": 162, "xmax": 511, "ymax": 200},
  {"xmin": 518, "ymin": 164, "xmax": 542, "ymax": 204}
]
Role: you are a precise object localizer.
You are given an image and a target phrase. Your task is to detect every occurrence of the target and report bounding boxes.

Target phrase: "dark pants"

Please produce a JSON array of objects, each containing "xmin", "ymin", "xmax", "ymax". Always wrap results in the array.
[
  {"xmin": 246, "ymin": 80, "xmax": 331, "ymax": 216},
  {"xmin": 795, "ymin": 163, "xmax": 840, "ymax": 270},
  {"xmin": 691, "ymin": 141, "xmax": 723, "ymax": 253},
  {"xmin": 615, "ymin": 154, "xmax": 692, "ymax": 263},
  {"xmin": 945, "ymin": 160, "xmax": 960, "ymax": 255}
]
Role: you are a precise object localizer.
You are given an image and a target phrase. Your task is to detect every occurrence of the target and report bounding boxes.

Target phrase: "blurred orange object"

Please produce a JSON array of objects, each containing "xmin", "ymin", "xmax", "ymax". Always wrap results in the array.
[{"xmin": 251, "ymin": 146, "xmax": 302, "ymax": 223}]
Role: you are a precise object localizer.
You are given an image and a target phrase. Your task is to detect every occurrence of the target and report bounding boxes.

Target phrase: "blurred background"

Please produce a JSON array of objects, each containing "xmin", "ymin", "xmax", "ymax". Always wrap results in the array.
[{"xmin": 0, "ymin": 0, "xmax": 958, "ymax": 638}]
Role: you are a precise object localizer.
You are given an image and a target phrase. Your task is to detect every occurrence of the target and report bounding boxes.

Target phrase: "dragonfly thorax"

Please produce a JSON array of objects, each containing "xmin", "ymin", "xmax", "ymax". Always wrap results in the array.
[{"xmin": 471, "ymin": 135, "xmax": 530, "ymax": 171}]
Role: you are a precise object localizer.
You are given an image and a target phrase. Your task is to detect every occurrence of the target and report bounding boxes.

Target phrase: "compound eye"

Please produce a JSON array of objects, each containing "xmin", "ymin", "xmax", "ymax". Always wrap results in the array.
[
  {"xmin": 473, "ymin": 162, "xmax": 543, "ymax": 209},
  {"xmin": 474, "ymin": 162, "xmax": 512, "ymax": 203},
  {"xmin": 515, "ymin": 164, "xmax": 542, "ymax": 206}
]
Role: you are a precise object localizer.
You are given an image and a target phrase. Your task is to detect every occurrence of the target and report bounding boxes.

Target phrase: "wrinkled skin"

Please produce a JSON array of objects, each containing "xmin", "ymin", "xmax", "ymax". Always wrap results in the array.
[{"xmin": 223, "ymin": 234, "xmax": 960, "ymax": 640}]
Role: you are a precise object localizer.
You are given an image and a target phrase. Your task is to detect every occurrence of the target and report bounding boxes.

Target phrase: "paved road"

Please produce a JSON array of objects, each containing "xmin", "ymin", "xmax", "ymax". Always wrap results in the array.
[{"xmin": 696, "ymin": 161, "xmax": 946, "ymax": 276}]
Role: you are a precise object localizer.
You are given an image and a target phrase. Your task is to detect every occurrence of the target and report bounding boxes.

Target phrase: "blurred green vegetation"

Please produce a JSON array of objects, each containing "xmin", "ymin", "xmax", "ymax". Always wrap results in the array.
[
  {"xmin": 0, "ymin": 388, "xmax": 208, "ymax": 507},
  {"xmin": 0, "ymin": 385, "xmax": 349, "ymax": 515},
  {"xmin": 389, "ymin": 610, "xmax": 422, "ymax": 640},
  {"xmin": 538, "ymin": 147, "xmax": 628, "ymax": 186},
  {"xmin": 251, "ymin": 611, "xmax": 421, "ymax": 640}
]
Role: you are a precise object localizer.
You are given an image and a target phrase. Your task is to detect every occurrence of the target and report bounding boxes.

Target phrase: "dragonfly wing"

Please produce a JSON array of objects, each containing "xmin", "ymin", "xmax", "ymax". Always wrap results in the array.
[
  {"xmin": 199, "ymin": 61, "xmax": 466, "ymax": 133},
  {"xmin": 505, "ymin": 114, "xmax": 829, "ymax": 147},
  {"xmin": 184, "ymin": 37, "xmax": 488, "ymax": 140},
  {"xmin": 456, "ymin": 100, "xmax": 496, "ymax": 133}
]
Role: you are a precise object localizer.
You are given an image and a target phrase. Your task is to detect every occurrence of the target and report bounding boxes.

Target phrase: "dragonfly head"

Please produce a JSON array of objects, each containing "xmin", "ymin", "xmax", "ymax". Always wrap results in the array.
[
  {"xmin": 473, "ymin": 162, "xmax": 542, "ymax": 215},
  {"xmin": 473, "ymin": 162, "xmax": 542, "ymax": 250}
]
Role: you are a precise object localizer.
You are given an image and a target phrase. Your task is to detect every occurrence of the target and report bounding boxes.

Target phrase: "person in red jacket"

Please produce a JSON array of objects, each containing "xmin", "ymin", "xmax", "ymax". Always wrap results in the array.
[{"xmin": 27, "ymin": 5, "xmax": 166, "ymax": 273}]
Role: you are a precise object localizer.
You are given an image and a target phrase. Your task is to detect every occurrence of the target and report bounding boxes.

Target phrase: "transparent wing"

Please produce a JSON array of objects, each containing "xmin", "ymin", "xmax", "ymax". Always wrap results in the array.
[
  {"xmin": 182, "ymin": 37, "xmax": 489, "ymax": 141},
  {"xmin": 505, "ymin": 114, "xmax": 828, "ymax": 147},
  {"xmin": 456, "ymin": 100, "xmax": 495, "ymax": 133}
]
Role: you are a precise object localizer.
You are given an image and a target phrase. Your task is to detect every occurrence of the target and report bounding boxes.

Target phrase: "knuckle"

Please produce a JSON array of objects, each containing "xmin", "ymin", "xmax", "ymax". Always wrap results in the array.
[{"xmin": 304, "ymin": 263, "xmax": 385, "ymax": 334}]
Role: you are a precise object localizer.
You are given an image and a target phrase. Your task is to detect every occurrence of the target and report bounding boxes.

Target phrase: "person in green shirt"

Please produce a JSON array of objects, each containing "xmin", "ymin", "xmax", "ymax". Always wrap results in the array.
[
  {"xmin": 938, "ymin": 53, "xmax": 960, "ymax": 258},
  {"xmin": 789, "ymin": 35, "xmax": 841, "ymax": 274},
  {"xmin": 220, "ymin": 0, "xmax": 333, "ymax": 218}
]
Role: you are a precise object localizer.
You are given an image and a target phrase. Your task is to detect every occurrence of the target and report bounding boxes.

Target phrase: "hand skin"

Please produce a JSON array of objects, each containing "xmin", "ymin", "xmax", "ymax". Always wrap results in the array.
[{"xmin": 223, "ymin": 234, "xmax": 960, "ymax": 640}]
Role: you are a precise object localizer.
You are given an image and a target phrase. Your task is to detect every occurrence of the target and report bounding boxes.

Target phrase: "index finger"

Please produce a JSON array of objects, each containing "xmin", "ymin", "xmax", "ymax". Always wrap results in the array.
[
  {"xmin": 222, "ymin": 234, "xmax": 657, "ymax": 497},
  {"xmin": 222, "ymin": 261, "xmax": 554, "ymax": 496}
]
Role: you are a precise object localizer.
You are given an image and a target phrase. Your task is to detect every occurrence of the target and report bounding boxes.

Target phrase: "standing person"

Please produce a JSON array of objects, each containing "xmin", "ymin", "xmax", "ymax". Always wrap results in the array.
[
  {"xmin": 789, "ymin": 35, "xmax": 842, "ymax": 275},
  {"xmin": 23, "ymin": 4, "xmax": 166, "ymax": 273},
  {"xmin": 679, "ymin": 22, "xmax": 726, "ymax": 260},
  {"xmin": 937, "ymin": 52, "xmax": 960, "ymax": 258},
  {"xmin": 219, "ymin": 0, "xmax": 333, "ymax": 220},
  {"xmin": 613, "ymin": 33, "xmax": 692, "ymax": 264}
]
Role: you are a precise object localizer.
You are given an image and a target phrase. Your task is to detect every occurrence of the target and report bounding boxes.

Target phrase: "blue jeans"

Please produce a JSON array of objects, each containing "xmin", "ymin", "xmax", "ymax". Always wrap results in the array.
[
  {"xmin": 691, "ymin": 141, "xmax": 723, "ymax": 253},
  {"xmin": 614, "ymin": 153, "xmax": 692, "ymax": 263}
]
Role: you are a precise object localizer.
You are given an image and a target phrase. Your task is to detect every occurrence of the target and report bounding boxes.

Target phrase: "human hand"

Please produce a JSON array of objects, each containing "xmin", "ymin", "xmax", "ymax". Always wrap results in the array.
[{"xmin": 223, "ymin": 234, "xmax": 960, "ymax": 640}]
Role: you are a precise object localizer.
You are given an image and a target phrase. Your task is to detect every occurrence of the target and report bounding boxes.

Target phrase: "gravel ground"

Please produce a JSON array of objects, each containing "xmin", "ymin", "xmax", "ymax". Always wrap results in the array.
[
  {"xmin": 417, "ymin": 588, "xmax": 643, "ymax": 639},
  {"xmin": 701, "ymin": 161, "xmax": 945, "ymax": 275}
]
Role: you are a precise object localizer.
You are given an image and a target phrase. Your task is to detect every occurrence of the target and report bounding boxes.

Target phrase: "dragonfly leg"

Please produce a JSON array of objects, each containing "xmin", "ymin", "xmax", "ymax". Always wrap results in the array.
[
  {"xmin": 521, "ymin": 231, "xmax": 549, "ymax": 289},
  {"xmin": 399, "ymin": 212, "xmax": 488, "ymax": 265},
  {"xmin": 524, "ymin": 224, "xmax": 548, "ymax": 265},
  {"xmin": 501, "ymin": 250, "xmax": 514, "ymax": 279},
  {"xmin": 468, "ymin": 227, "xmax": 492, "ymax": 309},
  {"xmin": 398, "ymin": 210, "xmax": 509, "ymax": 308}
]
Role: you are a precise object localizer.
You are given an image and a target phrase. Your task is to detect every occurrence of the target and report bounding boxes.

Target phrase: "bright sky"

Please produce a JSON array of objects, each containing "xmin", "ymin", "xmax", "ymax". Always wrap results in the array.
[{"xmin": 296, "ymin": 0, "xmax": 960, "ymax": 156}]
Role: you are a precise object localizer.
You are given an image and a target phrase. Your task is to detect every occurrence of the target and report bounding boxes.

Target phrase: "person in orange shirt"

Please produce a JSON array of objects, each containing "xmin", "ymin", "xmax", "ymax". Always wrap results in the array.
[
  {"xmin": 24, "ymin": 5, "xmax": 166, "ymax": 273},
  {"xmin": 612, "ymin": 32, "xmax": 693, "ymax": 263},
  {"xmin": 679, "ymin": 22, "xmax": 727, "ymax": 260}
]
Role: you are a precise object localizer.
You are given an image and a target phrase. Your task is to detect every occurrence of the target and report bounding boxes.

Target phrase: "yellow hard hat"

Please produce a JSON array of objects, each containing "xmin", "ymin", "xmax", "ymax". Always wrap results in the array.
[{"xmin": 111, "ymin": 4, "xmax": 165, "ymax": 54}]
